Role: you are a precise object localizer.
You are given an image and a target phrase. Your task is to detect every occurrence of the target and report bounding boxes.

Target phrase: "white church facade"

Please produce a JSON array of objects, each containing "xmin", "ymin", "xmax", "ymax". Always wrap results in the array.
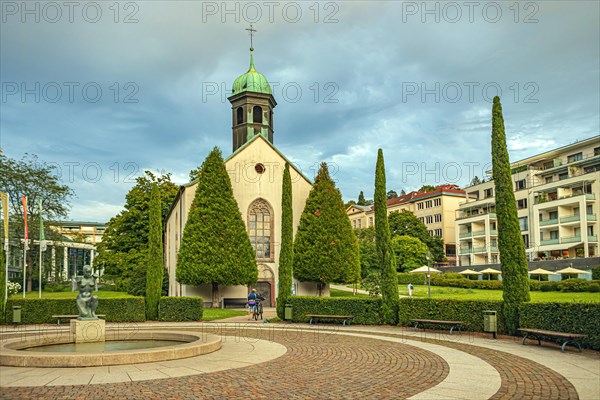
[{"xmin": 164, "ymin": 47, "xmax": 324, "ymax": 307}]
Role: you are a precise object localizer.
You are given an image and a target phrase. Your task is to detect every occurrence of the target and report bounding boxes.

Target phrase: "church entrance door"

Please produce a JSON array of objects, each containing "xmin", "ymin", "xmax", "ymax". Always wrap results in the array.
[{"xmin": 256, "ymin": 281, "xmax": 272, "ymax": 307}]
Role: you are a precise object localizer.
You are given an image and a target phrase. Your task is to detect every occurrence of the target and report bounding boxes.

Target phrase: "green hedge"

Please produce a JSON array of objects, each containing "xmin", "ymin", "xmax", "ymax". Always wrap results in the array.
[
  {"xmin": 2, "ymin": 297, "xmax": 146, "ymax": 324},
  {"xmin": 398, "ymin": 298, "xmax": 507, "ymax": 333},
  {"xmin": 289, "ymin": 296, "xmax": 383, "ymax": 324},
  {"xmin": 520, "ymin": 302, "xmax": 600, "ymax": 350},
  {"xmin": 397, "ymin": 273, "xmax": 428, "ymax": 285},
  {"xmin": 158, "ymin": 296, "xmax": 203, "ymax": 322}
]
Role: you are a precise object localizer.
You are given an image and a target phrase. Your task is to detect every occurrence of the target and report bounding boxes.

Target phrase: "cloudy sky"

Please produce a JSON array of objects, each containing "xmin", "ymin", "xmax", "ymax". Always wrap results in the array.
[{"xmin": 1, "ymin": 1, "xmax": 598, "ymax": 222}]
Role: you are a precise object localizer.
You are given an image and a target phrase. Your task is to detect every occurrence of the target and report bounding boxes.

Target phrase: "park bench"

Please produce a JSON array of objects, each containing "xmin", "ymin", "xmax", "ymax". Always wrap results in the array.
[
  {"xmin": 518, "ymin": 328, "xmax": 587, "ymax": 352},
  {"xmin": 411, "ymin": 319, "xmax": 464, "ymax": 335},
  {"xmin": 221, "ymin": 298, "xmax": 248, "ymax": 309},
  {"xmin": 306, "ymin": 314, "xmax": 353, "ymax": 326},
  {"xmin": 51, "ymin": 315, "xmax": 105, "ymax": 325}
]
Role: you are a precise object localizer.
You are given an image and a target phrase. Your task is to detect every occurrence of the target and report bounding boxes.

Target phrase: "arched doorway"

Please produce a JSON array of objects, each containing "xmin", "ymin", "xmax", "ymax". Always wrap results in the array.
[{"xmin": 254, "ymin": 264, "xmax": 275, "ymax": 307}]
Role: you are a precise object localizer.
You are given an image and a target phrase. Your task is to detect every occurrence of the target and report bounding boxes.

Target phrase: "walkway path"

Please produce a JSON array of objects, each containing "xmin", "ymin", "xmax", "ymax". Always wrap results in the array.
[{"xmin": 1, "ymin": 322, "xmax": 598, "ymax": 399}]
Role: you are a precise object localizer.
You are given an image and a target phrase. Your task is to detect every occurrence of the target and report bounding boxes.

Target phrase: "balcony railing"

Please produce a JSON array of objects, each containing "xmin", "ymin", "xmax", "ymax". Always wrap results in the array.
[
  {"xmin": 588, "ymin": 235, "xmax": 598, "ymax": 243},
  {"xmin": 456, "ymin": 211, "xmax": 497, "ymax": 220},
  {"xmin": 460, "ymin": 248, "xmax": 472, "ymax": 254},
  {"xmin": 561, "ymin": 236, "xmax": 581, "ymax": 244},
  {"xmin": 539, "ymin": 218, "xmax": 558, "ymax": 226},
  {"xmin": 472, "ymin": 230, "xmax": 486, "ymax": 237},
  {"xmin": 588, "ymin": 214, "xmax": 597, "ymax": 222},
  {"xmin": 459, "ymin": 232, "xmax": 472, "ymax": 238},
  {"xmin": 586, "ymin": 193, "xmax": 596, "ymax": 201},
  {"xmin": 560, "ymin": 215, "xmax": 580, "ymax": 223},
  {"xmin": 535, "ymin": 192, "xmax": 596, "ymax": 205},
  {"xmin": 490, "ymin": 229, "xmax": 498, "ymax": 235},
  {"xmin": 540, "ymin": 239, "xmax": 560, "ymax": 245},
  {"xmin": 472, "ymin": 247, "xmax": 488, "ymax": 253}
]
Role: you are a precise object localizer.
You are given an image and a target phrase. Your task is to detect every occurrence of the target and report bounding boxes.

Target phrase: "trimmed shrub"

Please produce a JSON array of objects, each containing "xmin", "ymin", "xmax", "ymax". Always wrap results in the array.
[
  {"xmin": 289, "ymin": 296, "xmax": 382, "ymax": 325},
  {"xmin": 558, "ymin": 278, "xmax": 590, "ymax": 292},
  {"xmin": 589, "ymin": 283, "xmax": 600, "ymax": 293},
  {"xmin": 2, "ymin": 297, "xmax": 145, "ymax": 324},
  {"xmin": 98, "ymin": 284, "xmax": 118, "ymax": 291},
  {"xmin": 540, "ymin": 281, "xmax": 559, "ymax": 292},
  {"xmin": 158, "ymin": 296, "xmax": 203, "ymax": 322},
  {"xmin": 592, "ymin": 266, "xmax": 600, "ymax": 281},
  {"xmin": 43, "ymin": 283, "xmax": 71, "ymax": 293},
  {"xmin": 397, "ymin": 273, "xmax": 426, "ymax": 285},
  {"xmin": 398, "ymin": 298, "xmax": 506, "ymax": 333},
  {"xmin": 520, "ymin": 302, "xmax": 600, "ymax": 350}
]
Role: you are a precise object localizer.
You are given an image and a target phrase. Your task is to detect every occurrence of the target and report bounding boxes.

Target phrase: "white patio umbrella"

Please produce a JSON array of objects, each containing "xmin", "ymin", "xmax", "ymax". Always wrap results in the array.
[
  {"xmin": 458, "ymin": 269, "xmax": 482, "ymax": 275},
  {"xmin": 410, "ymin": 265, "xmax": 442, "ymax": 274},
  {"xmin": 480, "ymin": 267, "xmax": 501, "ymax": 280},
  {"xmin": 528, "ymin": 268, "xmax": 556, "ymax": 281},
  {"xmin": 556, "ymin": 266, "xmax": 589, "ymax": 279}
]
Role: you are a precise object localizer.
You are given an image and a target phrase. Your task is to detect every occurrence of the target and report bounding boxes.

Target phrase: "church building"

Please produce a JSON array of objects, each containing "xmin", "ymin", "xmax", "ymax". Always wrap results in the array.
[{"xmin": 164, "ymin": 46, "xmax": 320, "ymax": 307}]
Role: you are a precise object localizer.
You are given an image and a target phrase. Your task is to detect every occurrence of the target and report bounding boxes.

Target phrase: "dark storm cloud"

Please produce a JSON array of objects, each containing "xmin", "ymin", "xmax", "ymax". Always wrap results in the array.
[{"xmin": 1, "ymin": 1, "xmax": 598, "ymax": 219}]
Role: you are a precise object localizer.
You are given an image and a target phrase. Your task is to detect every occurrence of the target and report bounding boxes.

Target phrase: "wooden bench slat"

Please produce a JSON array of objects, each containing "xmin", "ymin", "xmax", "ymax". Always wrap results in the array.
[
  {"xmin": 411, "ymin": 319, "xmax": 463, "ymax": 325},
  {"xmin": 306, "ymin": 314, "xmax": 354, "ymax": 326}
]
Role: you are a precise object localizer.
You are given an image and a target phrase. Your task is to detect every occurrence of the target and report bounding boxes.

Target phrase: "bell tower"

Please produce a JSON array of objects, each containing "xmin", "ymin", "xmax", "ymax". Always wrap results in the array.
[{"xmin": 228, "ymin": 26, "xmax": 277, "ymax": 152}]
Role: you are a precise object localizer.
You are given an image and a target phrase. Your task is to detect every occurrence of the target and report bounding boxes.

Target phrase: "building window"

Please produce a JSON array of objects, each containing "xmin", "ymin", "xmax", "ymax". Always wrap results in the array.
[
  {"xmin": 434, "ymin": 229, "xmax": 442, "ymax": 237},
  {"xmin": 426, "ymin": 200, "xmax": 433, "ymax": 208},
  {"xmin": 352, "ymin": 220, "xmax": 356, "ymax": 228},
  {"xmin": 253, "ymin": 106, "xmax": 263, "ymax": 123},
  {"xmin": 419, "ymin": 217, "xmax": 425, "ymax": 224},
  {"xmin": 357, "ymin": 219, "xmax": 362, "ymax": 228},
  {"xmin": 517, "ymin": 199, "xmax": 527, "ymax": 209},
  {"xmin": 522, "ymin": 234, "xmax": 529, "ymax": 248},
  {"xmin": 248, "ymin": 199, "xmax": 273, "ymax": 260},
  {"xmin": 515, "ymin": 179, "xmax": 526, "ymax": 190},
  {"xmin": 567, "ymin": 152, "xmax": 583, "ymax": 163},
  {"xmin": 446, "ymin": 245, "xmax": 456, "ymax": 256},
  {"xmin": 417, "ymin": 202, "xmax": 424, "ymax": 210},
  {"xmin": 545, "ymin": 177, "xmax": 553, "ymax": 183},
  {"xmin": 236, "ymin": 107, "xmax": 244, "ymax": 124},
  {"xmin": 428, "ymin": 230, "xmax": 434, "ymax": 236},
  {"xmin": 550, "ymin": 230, "xmax": 559, "ymax": 240},
  {"xmin": 255, "ymin": 163, "xmax": 265, "ymax": 174},
  {"xmin": 594, "ymin": 147, "xmax": 600, "ymax": 156},
  {"xmin": 484, "ymin": 188, "xmax": 494, "ymax": 198},
  {"xmin": 558, "ymin": 172, "xmax": 568, "ymax": 180},
  {"xmin": 369, "ymin": 217, "xmax": 374, "ymax": 226},
  {"xmin": 426, "ymin": 216, "xmax": 433, "ymax": 224},
  {"xmin": 434, "ymin": 214, "xmax": 442, "ymax": 223},
  {"xmin": 434, "ymin": 198, "xmax": 441, "ymax": 207},
  {"xmin": 519, "ymin": 217, "xmax": 528, "ymax": 231}
]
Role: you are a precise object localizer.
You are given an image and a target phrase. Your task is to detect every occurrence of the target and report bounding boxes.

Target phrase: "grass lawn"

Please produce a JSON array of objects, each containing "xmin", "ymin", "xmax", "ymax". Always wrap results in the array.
[
  {"xmin": 202, "ymin": 308, "xmax": 247, "ymax": 321},
  {"xmin": 330, "ymin": 288, "xmax": 372, "ymax": 298},
  {"xmin": 398, "ymin": 285, "xmax": 600, "ymax": 303},
  {"xmin": 10, "ymin": 291, "xmax": 134, "ymax": 299}
]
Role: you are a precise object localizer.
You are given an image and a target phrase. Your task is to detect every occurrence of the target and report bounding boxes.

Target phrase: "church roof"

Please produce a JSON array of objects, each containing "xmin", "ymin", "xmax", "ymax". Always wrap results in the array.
[{"xmin": 231, "ymin": 48, "xmax": 272, "ymax": 96}]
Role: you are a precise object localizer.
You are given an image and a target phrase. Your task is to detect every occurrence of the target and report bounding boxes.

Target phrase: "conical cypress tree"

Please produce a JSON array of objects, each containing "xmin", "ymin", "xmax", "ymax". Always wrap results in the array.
[
  {"xmin": 176, "ymin": 147, "xmax": 257, "ymax": 307},
  {"xmin": 358, "ymin": 191, "xmax": 366, "ymax": 205},
  {"xmin": 294, "ymin": 163, "xmax": 360, "ymax": 294},
  {"xmin": 145, "ymin": 182, "xmax": 163, "ymax": 320},
  {"xmin": 276, "ymin": 163, "xmax": 293, "ymax": 318},
  {"xmin": 491, "ymin": 96, "xmax": 530, "ymax": 334},
  {"xmin": 0, "ymin": 228, "xmax": 5, "ymax": 319},
  {"xmin": 375, "ymin": 149, "xmax": 399, "ymax": 324}
]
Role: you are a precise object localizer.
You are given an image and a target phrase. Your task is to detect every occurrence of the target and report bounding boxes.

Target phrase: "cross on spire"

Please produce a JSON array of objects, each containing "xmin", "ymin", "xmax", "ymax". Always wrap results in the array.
[{"xmin": 246, "ymin": 24, "xmax": 257, "ymax": 50}]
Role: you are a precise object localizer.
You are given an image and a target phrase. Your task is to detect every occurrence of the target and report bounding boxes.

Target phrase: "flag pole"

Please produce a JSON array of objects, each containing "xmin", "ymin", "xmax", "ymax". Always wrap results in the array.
[
  {"xmin": 22, "ymin": 196, "xmax": 28, "ymax": 298},
  {"xmin": 1, "ymin": 192, "xmax": 9, "ymax": 307}
]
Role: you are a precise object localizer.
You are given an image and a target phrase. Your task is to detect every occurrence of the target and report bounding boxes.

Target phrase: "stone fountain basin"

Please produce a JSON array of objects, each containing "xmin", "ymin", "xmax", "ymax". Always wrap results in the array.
[{"xmin": 0, "ymin": 330, "xmax": 221, "ymax": 367}]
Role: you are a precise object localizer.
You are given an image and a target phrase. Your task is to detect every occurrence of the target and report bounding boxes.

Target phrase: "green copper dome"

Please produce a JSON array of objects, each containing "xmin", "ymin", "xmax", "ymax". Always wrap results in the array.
[{"xmin": 232, "ymin": 48, "xmax": 272, "ymax": 95}]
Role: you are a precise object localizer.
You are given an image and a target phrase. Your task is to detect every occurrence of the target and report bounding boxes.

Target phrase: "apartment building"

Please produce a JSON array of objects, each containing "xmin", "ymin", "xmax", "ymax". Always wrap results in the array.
[
  {"xmin": 51, "ymin": 221, "xmax": 106, "ymax": 244},
  {"xmin": 456, "ymin": 136, "xmax": 600, "ymax": 266},
  {"xmin": 347, "ymin": 185, "xmax": 470, "ymax": 265}
]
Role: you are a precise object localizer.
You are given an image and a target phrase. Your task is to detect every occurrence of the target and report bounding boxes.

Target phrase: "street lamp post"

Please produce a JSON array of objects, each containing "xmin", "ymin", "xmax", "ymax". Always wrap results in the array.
[{"xmin": 426, "ymin": 250, "xmax": 432, "ymax": 298}]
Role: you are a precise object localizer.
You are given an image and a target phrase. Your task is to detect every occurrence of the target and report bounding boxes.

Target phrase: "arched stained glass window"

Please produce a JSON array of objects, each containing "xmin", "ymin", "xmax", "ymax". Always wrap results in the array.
[{"xmin": 248, "ymin": 199, "xmax": 273, "ymax": 260}]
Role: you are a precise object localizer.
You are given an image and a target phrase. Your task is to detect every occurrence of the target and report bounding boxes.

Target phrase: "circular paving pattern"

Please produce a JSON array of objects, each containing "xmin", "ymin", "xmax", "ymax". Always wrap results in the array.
[{"xmin": 0, "ymin": 324, "xmax": 589, "ymax": 400}]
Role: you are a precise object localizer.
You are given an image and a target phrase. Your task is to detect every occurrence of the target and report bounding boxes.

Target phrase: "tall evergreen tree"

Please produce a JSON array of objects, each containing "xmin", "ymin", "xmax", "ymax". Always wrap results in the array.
[
  {"xmin": 357, "ymin": 191, "xmax": 366, "ymax": 205},
  {"xmin": 176, "ymin": 147, "xmax": 257, "ymax": 307},
  {"xmin": 375, "ymin": 149, "xmax": 399, "ymax": 324},
  {"xmin": 491, "ymin": 96, "xmax": 530, "ymax": 334},
  {"xmin": 145, "ymin": 182, "xmax": 163, "ymax": 320},
  {"xmin": 276, "ymin": 163, "xmax": 293, "ymax": 318},
  {"xmin": 294, "ymin": 163, "xmax": 360, "ymax": 294},
  {"xmin": 0, "ymin": 228, "xmax": 5, "ymax": 318}
]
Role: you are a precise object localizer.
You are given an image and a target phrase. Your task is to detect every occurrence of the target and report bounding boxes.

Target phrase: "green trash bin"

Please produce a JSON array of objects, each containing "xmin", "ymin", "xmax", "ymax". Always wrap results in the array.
[
  {"xmin": 12, "ymin": 306, "xmax": 22, "ymax": 324},
  {"xmin": 483, "ymin": 310, "xmax": 497, "ymax": 338},
  {"xmin": 284, "ymin": 304, "xmax": 293, "ymax": 320}
]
